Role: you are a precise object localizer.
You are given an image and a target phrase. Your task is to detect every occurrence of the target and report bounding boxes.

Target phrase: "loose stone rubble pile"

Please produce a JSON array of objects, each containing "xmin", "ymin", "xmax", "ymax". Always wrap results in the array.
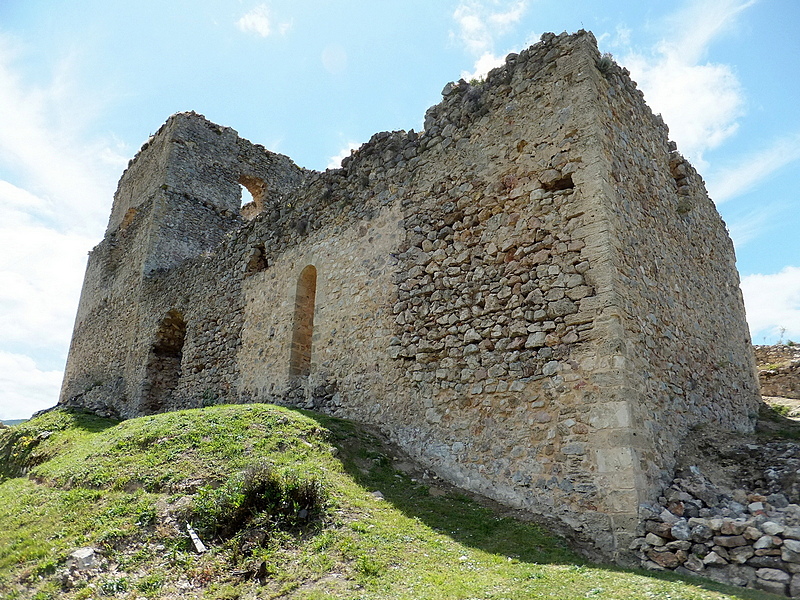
[{"xmin": 635, "ymin": 437, "xmax": 800, "ymax": 597}]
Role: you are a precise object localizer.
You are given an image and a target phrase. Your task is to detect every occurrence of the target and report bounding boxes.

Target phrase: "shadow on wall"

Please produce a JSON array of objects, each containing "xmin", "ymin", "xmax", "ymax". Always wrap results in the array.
[
  {"xmin": 142, "ymin": 310, "xmax": 187, "ymax": 414},
  {"xmin": 290, "ymin": 265, "xmax": 317, "ymax": 379}
]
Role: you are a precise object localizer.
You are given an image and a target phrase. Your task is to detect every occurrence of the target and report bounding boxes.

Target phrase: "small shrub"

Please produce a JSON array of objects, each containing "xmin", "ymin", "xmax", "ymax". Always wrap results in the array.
[
  {"xmin": 100, "ymin": 576, "xmax": 128, "ymax": 595},
  {"xmin": 596, "ymin": 52, "xmax": 614, "ymax": 75},
  {"xmin": 201, "ymin": 389, "xmax": 220, "ymax": 407},
  {"xmin": 676, "ymin": 198, "xmax": 693, "ymax": 214},
  {"xmin": 135, "ymin": 572, "xmax": 164, "ymax": 594},
  {"xmin": 192, "ymin": 463, "xmax": 326, "ymax": 539},
  {"xmin": 772, "ymin": 404, "xmax": 792, "ymax": 417},
  {"xmin": 355, "ymin": 554, "xmax": 384, "ymax": 578}
]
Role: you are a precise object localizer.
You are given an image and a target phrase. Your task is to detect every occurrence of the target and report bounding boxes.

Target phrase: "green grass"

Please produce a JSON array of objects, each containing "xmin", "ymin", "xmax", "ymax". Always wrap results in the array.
[{"xmin": 0, "ymin": 405, "xmax": 782, "ymax": 599}]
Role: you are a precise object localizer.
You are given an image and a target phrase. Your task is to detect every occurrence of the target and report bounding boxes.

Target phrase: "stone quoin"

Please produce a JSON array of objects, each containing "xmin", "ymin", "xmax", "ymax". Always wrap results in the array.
[{"xmin": 59, "ymin": 31, "xmax": 761, "ymax": 562}]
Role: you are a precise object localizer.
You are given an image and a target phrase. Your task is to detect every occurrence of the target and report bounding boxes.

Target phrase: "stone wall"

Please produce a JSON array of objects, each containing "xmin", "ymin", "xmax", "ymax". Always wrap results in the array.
[
  {"xmin": 591, "ymin": 54, "xmax": 761, "ymax": 497},
  {"xmin": 631, "ymin": 427, "xmax": 800, "ymax": 597},
  {"xmin": 756, "ymin": 345, "xmax": 800, "ymax": 400},
  {"xmin": 58, "ymin": 30, "xmax": 761, "ymax": 562}
]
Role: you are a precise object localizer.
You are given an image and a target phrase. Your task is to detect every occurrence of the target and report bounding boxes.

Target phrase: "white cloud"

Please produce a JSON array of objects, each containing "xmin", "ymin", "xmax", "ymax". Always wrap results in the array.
[
  {"xmin": 726, "ymin": 207, "xmax": 774, "ymax": 248},
  {"xmin": 0, "ymin": 34, "xmax": 122, "ymax": 419},
  {"xmin": 237, "ymin": 5, "xmax": 272, "ymax": 37},
  {"xmin": 327, "ymin": 141, "xmax": 361, "ymax": 170},
  {"xmin": 0, "ymin": 193, "xmax": 91, "ymax": 357},
  {"xmin": 0, "ymin": 36, "xmax": 125, "ymax": 235},
  {"xmin": 620, "ymin": 0, "xmax": 755, "ymax": 168},
  {"xmin": 236, "ymin": 5, "xmax": 291, "ymax": 38},
  {"xmin": 461, "ymin": 52, "xmax": 506, "ymax": 82},
  {"xmin": 452, "ymin": 1, "xmax": 528, "ymax": 79},
  {"xmin": 741, "ymin": 267, "xmax": 800, "ymax": 344},
  {"xmin": 0, "ymin": 351, "xmax": 62, "ymax": 420},
  {"xmin": 706, "ymin": 133, "xmax": 800, "ymax": 203}
]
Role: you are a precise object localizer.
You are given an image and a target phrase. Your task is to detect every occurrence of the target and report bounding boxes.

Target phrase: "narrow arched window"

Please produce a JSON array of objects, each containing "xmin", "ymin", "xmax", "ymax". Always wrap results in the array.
[
  {"xmin": 289, "ymin": 265, "xmax": 317, "ymax": 378},
  {"xmin": 142, "ymin": 310, "xmax": 186, "ymax": 413}
]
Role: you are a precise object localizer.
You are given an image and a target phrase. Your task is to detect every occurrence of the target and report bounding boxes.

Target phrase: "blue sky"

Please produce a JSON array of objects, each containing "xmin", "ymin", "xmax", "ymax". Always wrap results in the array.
[{"xmin": 1, "ymin": 0, "xmax": 798, "ymax": 419}]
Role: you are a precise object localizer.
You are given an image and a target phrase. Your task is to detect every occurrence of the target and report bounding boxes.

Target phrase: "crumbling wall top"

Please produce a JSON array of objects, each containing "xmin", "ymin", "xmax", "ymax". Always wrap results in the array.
[{"xmin": 106, "ymin": 112, "xmax": 307, "ymax": 235}]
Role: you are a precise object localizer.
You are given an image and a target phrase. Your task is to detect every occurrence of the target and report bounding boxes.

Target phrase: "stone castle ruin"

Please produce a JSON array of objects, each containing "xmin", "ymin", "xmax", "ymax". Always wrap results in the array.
[{"xmin": 59, "ymin": 31, "xmax": 762, "ymax": 560}]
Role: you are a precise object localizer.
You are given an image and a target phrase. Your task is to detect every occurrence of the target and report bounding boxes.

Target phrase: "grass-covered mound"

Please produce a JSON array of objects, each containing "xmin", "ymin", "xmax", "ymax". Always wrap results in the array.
[{"xmin": 0, "ymin": 405, "xmax": 777, "ymax": 599}]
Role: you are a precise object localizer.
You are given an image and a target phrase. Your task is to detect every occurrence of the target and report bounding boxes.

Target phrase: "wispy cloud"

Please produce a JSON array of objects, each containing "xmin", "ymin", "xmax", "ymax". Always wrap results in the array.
[
  {"xmin": 236, "ymin": 4, "xmax": 291, "ymax": 38},
  {"xmin": 0, "ymin": 183, "xmax": 92, "ymax": 359},
  {"xmin": 451, "ymin": 1, "xmax": 529, "ymax": 81},
  {"xmin": 741, "ymin": 266, "xmax": 800, "ymax": 343},
  {"xmin": 327, "ymin": 141, "xmax": 361, "ymax": 170},
  {"xmin": 0, "ymin": 34, "xmax": 123, "ymax": 417},
  {"xmin": 620, "ymin": 0, "xmax": 756, "ymax": 169},
  {"xmin": 725, "ymin": 204, "xmax": 779, "ymax": 248},
  {"xmin": 237, "ymin": 5, "xmax": 272, "ymax": 37},
  {"xmin": 706, "ymin": 132, "xmax": 800, "ymax": 203}
]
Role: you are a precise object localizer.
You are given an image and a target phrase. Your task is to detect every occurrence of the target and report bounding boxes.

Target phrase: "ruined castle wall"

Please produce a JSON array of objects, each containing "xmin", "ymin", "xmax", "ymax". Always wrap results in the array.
[
  {"xmin": 60, "ymin": 200, "xmax": 159, "ymax": 412},
  {"xmin": 59, "ymin": 30, "xmax": 760, "ymax": 562},
  {"xmin": 237, "ymin": 201, "xmax": 405, "ymax": 407},
  {"xmin": 231, "ymin": 32, "xmax": 652, "ymax": 555},
  {"xmin": 590, "ymin": 60, "xmax": 762, "ymax": 492},
  {"xmin": 370, "ymin": 32, "xmax": 644, "ymax": 553},
  {"xmin": 60, "ymin": 113, "xmax": 307, "ymax": 415}
]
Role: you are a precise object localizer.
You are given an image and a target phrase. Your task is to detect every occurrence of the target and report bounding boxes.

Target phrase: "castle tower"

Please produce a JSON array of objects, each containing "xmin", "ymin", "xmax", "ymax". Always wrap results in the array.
[{"xmin": 59, "ymin": 113, "xmax": 305, "ymax": 416}]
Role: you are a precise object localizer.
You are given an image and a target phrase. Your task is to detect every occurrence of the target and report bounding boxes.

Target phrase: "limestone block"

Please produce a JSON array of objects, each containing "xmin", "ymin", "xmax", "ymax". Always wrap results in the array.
[
  {"xmin": 588, "ymin": 402, "xmax": 631, "ymax": 430},
  {"xmin": 703, "ymin": 551, "xmax": 728, "ymax": 566}
]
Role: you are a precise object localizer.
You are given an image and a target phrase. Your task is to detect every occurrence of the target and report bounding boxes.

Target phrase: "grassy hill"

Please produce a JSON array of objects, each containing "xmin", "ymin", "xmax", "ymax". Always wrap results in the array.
[{"xmin": 0, "ymin": 404, "xmax": 780, "ymax": 599}]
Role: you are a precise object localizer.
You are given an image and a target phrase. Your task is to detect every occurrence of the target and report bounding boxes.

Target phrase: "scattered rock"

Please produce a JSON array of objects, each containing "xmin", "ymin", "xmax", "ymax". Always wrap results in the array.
[{"xmin": 67, "ymin": 547, "xmax": 101, "ymax": 571}]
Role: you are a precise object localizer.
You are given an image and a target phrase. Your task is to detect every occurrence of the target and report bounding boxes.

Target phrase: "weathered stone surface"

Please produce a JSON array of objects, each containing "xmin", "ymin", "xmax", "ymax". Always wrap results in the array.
[
  {"xmin": 729, "ymin": 546, "xmax": 755, "ymax": 564},
  {"xmin": 763, "ymin": 521, "xmax": 786, "ymax": 536},
  {"xmin": 671, "ymin": 521, "xmax": 692, "ymax": 541},
  {"xmin": 645, "ymin": 533, "xmax": 667, "ymax": 547},
  {"xmin": 703, "ymin": 551, "xmax": 729, "ymax": 566},
  {"xmin": 791, "ymin": 573, "xmax": 800, "ymax": 598},
  {"xmin": 758, "ymin": 568, "xmax": 791, "ymax": 583},
  {"xmin": 754, "ymin": 578, "xmax": 787, "ymax": 596},
  {"xmin": 67, "ymin": 548, "xmax": 101, "ymax": 571},
  {"xmin": 648, "ymin": 550, "xmax": 681, "ymax": 569},
  {"xmin": 714, "ymin": 535, "xmax": 748, "ymax": 548},
  {"xmin": 754, "ymin": 535, "xmax": 778, "ymax": 550}
]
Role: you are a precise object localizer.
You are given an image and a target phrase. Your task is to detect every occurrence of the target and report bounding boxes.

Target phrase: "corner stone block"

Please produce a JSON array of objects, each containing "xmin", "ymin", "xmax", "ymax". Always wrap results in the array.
[
  {"xmin": 595, "ymin": 446, "xmax": 635, "ymax": 473},
  {"xmin": 588, "ymin": 401, "xmax": 631, "ymax": 430}
]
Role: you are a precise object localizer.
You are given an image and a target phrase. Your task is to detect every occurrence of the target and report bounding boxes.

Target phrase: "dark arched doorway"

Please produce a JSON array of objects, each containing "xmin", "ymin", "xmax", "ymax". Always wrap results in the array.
[{"xmin": 142, "ymin": 309, "xmax": 186, "ymax": 413}]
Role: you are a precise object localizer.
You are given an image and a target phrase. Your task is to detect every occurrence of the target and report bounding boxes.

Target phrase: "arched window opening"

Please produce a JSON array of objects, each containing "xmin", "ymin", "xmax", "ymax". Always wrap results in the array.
[
  {"xmin": 289, "ymin": 265, "xmax": 317, "ymax": 378},
  {"xmin": 143, "ymin": 310, "xmax": 186, "ymax": 413},
  {"xmin": 240, "ymin": 184, "xmax": 254, "ymax": 205},
  {"xmin": 239, "ymin": 174, "xmax": 267, "ymax": 220}
]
